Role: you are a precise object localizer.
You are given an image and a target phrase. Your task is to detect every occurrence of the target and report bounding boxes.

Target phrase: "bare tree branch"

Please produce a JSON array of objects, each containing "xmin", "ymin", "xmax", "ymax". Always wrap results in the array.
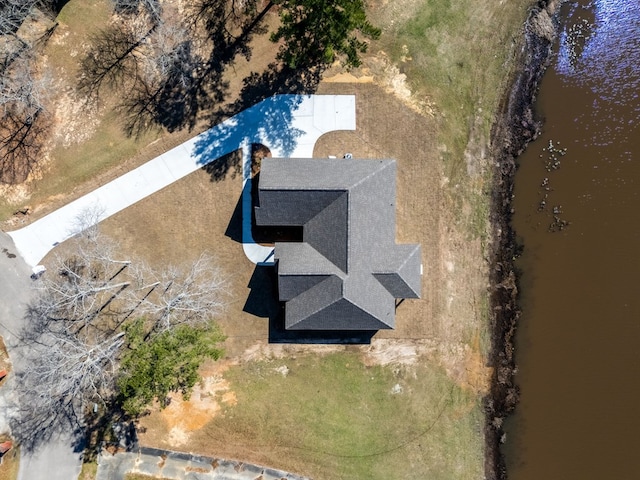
[
  {"xmin": 0, "ymin": 16, "xmax": 52, "ymax": 184},
  {"xmin": 14, "ymin": 221, "xmax": 227, "ymax": 449},
  {"xmin": 136, "ymin": 253, "xmax": 227, "ymax": 333}
]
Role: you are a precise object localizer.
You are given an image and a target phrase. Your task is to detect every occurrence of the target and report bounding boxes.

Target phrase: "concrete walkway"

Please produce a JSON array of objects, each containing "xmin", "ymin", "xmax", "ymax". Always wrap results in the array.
[
  {"xmin": 96, "ymin": 447, "xmax": 310, "ymax": 480},
  {"xmin": 8, "ymin": 95, "xmax": 356, "ymax": 267}
]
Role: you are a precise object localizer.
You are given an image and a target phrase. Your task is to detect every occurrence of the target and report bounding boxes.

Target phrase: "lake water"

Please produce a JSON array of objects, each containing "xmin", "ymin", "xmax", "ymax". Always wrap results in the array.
[{"xmin": 504, "ymin": 0, "xmax": 640, "ymax": 479}]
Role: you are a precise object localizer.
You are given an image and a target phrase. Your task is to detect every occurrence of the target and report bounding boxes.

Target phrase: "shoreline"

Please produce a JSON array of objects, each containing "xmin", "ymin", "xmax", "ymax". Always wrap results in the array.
[{"xmin": 484, "ymin": 1, "xmax": 562, "ymax": 479}]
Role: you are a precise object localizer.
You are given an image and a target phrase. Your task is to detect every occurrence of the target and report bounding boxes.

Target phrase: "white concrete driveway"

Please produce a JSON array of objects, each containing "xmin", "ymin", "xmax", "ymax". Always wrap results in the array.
[{"xmin": 8, "ymin": 95, "xmax": 356, "ymax": 267}]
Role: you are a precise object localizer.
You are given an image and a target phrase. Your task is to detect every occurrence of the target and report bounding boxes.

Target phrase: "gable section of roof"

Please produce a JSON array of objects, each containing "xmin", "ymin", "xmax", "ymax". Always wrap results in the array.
[
  {"xmin": 287, "ymin": 297, "xmax": 393, "ymax": 331},
  {"xmin": 255, "ymin": 189, "xmax": 343, "ymax": 226},
  {"xmin": 275, "ymin": 242, "xmax": 342, "ymax": 278},
  {"xmin": 304, "ymin": 192, "xmax": 349, "ymax": 272},
  {"xmin": 283, "ymin": 275, "xmax": 344, "ymax": 329},
  {"xmin": 278, "ymin": 274, "xmax": 334, "ymax": 302},
  {"xmin": 372, "ymin": 244, "xmax": 422, "ymax": 298}
]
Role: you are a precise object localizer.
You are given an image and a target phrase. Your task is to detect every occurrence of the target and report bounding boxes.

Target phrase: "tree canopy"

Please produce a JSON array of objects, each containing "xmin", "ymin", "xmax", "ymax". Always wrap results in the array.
[
  {"xmin": 271, "ymin": 0, "xmax": 381, "ymax": 69},
  {"xmin": 117, "ymin": 320, "xmax": 225, "ymax": 417}
]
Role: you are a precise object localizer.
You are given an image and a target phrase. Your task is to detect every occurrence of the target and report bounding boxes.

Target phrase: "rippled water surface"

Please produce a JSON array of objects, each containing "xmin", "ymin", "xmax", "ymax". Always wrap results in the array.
[{"xmin": 505, "ymin": 0, "xmax": 640, "ymax": 478}]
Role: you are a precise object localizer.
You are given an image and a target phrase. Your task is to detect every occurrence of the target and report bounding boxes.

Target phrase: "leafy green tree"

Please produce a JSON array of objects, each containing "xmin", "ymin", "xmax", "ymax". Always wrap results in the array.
[
  {"xmin": 117, "ymin": 319, "xmax": 225, "ymax": 416},
  {"xmin": 271, "ymin": 0, "xmax": 381, "ymax": 69}
]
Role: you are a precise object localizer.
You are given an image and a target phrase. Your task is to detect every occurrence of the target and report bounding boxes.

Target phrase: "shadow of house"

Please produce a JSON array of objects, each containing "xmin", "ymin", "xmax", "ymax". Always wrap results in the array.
[{"xmin": 255, "ymin": 158, "xmax": 422, "ymax": 334}]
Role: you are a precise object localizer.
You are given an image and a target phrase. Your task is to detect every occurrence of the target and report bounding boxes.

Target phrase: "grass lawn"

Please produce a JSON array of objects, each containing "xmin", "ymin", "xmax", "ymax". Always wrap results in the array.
[
  {"xmin": 369, "ymin": 0, "xmax": 531, "ymax": 184},
  {"xmin": 192, "ymin": 352, "xmax": 484, "ymax": 480}
]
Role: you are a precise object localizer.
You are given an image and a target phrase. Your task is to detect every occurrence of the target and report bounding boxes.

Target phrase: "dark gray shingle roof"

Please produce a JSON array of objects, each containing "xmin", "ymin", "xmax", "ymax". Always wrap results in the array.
[{"xmin": 256, "ymin": 158, "xmax": 421, "ymax": 330}]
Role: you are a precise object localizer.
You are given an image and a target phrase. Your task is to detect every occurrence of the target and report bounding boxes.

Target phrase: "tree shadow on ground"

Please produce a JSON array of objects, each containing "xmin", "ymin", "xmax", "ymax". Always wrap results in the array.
[
  {"xmin": 7, "ymin": 378, "xmax": 86, "ymax": 454},
  {"xmin": 119, "ymin": 54, "xmax": 230, "ymax": 138},
  {"xmin": 190, "ymin": 62, "xmax": 325, "ymax": 181},
  {"xmin": 201, "ymin": 149, "xmax": 242, "ymax": 183},
  {"xmin": 82, "ymin": 408, "xmax": 137, "ymax": 462},
  {"xmin": 192, "ymin": 93, "xmax": 308, "ymax": 183},
  {"xmin": 79, "ymin": 0, "xmax": 271, "ymax": 137},
  {"xmin": 213, "ymin": 62, "xmax": 325, "ymax": 123}
]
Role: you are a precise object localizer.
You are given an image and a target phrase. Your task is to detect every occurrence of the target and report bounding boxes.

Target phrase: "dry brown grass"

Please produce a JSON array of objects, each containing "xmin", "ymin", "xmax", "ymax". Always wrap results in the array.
[
  {"xmin": 0, "ymin": 1, "xmax": 281, "ymax": 225},
  {"xmin": 115, "ymin": 81, "xmax": 491, "ymax": 479},
  {"xmin": 97, "ymin": 81, "xmax": 451, "ymax": 358},
  {"xmin": 124, "ymin": 474, "xmax": 171, "ymax": 480},
  {"xmin": 0, "ymin": 447, "xmax": 19, "ymax": 480}
]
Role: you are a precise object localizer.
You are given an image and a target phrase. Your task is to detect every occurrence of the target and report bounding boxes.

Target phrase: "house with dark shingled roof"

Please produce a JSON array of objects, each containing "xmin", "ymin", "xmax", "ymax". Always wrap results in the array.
[{"xmin": 255, "ymin": 158, "xmax": 422, "ymax": 330}]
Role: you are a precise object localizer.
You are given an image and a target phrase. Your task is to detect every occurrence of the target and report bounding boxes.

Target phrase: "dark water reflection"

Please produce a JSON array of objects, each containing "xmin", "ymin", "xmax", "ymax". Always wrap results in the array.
[{"xmin": 505, "ymin": 1, "xmax": 640, "ymax": 479}]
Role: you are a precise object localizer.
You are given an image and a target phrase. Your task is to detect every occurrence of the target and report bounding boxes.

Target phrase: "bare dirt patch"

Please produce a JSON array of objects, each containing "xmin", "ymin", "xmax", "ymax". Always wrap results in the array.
[{"xmin": 157, "ymin": 361, "xmax": 238, "ymax": 447}]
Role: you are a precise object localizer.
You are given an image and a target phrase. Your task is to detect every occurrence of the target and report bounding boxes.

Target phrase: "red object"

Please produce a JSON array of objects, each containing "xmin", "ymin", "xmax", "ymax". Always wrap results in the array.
[
  {"xmin": 0, "ymin": 441, "xmax": 12, "ymax": 454},
  {"xmin": 0, "ymin": 370, "xmax": 7, "ymax": 381}
]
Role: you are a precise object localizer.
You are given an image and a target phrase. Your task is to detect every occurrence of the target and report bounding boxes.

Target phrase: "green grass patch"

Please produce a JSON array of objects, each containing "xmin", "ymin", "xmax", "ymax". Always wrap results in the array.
[
  {"xmin": 371, "ymin": 0, "xmax": 531, "ymax": 211},
  {"xmin": 380, "ymin": 1, "xmax": 530, "ymax": 157},
  {"xmin": 198, "ymin": 352, "xmax": 484, "ymax": 480},
  {"xmin": 40, "ymin": 111, "xmax": 156, "ymax": 199},
  {"xmin": 47, "ymin": 0, "xmax": 113, "ymax": 80}
]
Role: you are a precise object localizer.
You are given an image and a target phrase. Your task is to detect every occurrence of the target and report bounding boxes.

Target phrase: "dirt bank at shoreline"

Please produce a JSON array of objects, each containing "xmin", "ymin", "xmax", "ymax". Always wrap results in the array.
[{"xmin": 485, "ymin": 1, "xmax": 562, "ymax": 479}]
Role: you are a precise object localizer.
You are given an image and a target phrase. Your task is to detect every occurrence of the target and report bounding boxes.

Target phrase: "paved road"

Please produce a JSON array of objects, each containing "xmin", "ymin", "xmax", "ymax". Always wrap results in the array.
[
  {"xmin": 97, "ymin": 447, "xmax": 310, "ymax": 480},
  {"xmin": 8, "ymin": 95, "xmax": 356, "ymax": 267},
  {"xmin": 0, "ymin": 232, "xmax": 82, "ymax": 480}
]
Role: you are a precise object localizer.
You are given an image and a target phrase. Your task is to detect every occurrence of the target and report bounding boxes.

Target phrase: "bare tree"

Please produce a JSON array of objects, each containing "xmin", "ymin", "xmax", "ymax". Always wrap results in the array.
[
  {"xmin": 0, "ymin": 45, "xmax": 51, "ymax": 183},
  {"xmin": 0, "ymin": 0, "xmax": 37, "ymax": 36},
  {"xmin": 13, "ymin": 220, "xmax": 227, "ymax": 448},
  {"xmin": 0, "ymin": 0, "xmax": 56, "ymax": 184},
  {"xmin": 79, "ymin": 0, "xmax": 268, "ymax": 136},
  {"xmin": 11, "ymin": 323, "xmax": 125, "ymax": 451},
  {"xmin": 135, "ymin": 253, "xmax": 227, "ymax": 334},
  {"xmin": 118, "ymin": 14, "xmax": 206, "ymax": 135},
  {"xmin": 111, "ymin": 0, "xmax": 162, "ymax": 25}
]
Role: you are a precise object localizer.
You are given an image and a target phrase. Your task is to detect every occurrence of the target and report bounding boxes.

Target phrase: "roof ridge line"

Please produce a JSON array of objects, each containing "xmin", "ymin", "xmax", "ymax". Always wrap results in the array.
[{"xmin": 346, "ymin": 159, "xmax": 395, "ymax": 190}]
